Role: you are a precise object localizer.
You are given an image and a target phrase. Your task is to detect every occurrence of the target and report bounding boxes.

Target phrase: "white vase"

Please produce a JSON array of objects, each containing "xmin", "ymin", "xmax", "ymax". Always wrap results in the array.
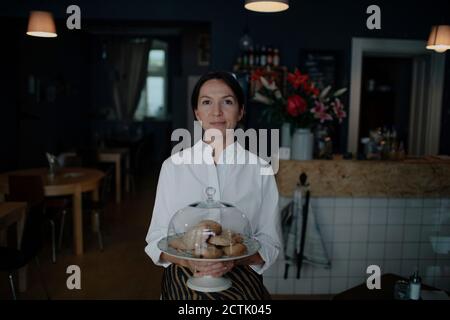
[
  {"xmin": 291, "ymin": 128, "xmax": 313, "ymax": 160},
  {"xmin": 281, "ymin": 122, "xmax": 291, "ymax": 147}
]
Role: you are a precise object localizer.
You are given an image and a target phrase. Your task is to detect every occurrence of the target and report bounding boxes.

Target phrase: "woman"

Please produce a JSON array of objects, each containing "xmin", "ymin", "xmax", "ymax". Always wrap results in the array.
[{"xmin": 145, "ymin": 71, "xmax": 282, "ymax": 300}]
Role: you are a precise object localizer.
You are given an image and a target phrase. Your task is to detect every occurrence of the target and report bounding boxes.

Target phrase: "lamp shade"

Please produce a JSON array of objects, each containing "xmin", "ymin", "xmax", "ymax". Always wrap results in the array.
[
  {"xmin": 244, "ymin": 0, "xmax": 289, "ymax": 13},
  {"xmin": 26, "ymin": 11, "xmax": 57, "ymax": 38},
  {"xmin": 426, "ymin": 25, "xmax": 450, "ymax": 53}
]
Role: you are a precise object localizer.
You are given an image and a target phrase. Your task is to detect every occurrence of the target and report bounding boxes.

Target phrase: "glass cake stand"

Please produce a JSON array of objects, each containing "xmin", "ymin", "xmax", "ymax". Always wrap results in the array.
[
  {"xmin": 157, "ymin": 187, "xmax": 259, "ymax": 292},
  {"xmin": 158, "ymin": 235, "xmax": 259, "ymax": 292}
]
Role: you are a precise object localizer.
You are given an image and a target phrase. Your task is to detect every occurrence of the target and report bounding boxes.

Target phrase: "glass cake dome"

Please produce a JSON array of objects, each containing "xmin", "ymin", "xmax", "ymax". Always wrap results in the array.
[{"xmin": 157, "ymin": 187, "xmax": 260, "ymax": 292}]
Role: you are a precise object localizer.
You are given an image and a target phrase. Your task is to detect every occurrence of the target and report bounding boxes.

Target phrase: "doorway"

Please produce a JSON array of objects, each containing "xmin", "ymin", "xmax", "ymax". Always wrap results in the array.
[
  {"xmin": 359, "ymin": 56, "xmax": 413, "ymax": 153},
  {"xmin": 348, "ymin": 38, "xmax": 446, "ymax": 156}
]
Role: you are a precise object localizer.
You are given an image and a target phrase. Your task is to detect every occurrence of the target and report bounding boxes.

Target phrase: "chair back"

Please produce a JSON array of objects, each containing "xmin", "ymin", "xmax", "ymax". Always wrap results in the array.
[
  {"xmin": 78, "ymin": 148, "xmax": 100, "ymax": 168},
  {"xmin": 7, "ymin": 175, "xmax": 45, "ymax": 208},
  {"xmin": 63, "ymin": 155, "xmax": 83, "ymax": 167},
  {"xmin": 99, "ymin": 167, "xmax": 113, "ymax": 207},
  {"xmin": 7, "ymin": 175, "xmax": 46, "ymax": 257}
]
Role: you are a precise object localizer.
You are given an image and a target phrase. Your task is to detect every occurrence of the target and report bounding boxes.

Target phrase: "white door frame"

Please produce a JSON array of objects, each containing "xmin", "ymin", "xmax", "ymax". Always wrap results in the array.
[{"xmin": 347, "ymin": 37, "xmax": 446, "ymax": 155}]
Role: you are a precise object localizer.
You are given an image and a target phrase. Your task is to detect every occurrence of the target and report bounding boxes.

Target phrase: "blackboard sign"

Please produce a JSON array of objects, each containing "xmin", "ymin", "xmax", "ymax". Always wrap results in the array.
[{"xmin": 299, "ymin": 50, "xmax": 339, "ymax": 91}]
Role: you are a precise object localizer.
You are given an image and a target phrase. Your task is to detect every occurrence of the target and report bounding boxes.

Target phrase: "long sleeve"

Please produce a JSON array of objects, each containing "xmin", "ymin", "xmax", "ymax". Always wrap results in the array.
[
  {"xmin": 250, "ymin": 172, "xmax": 282, "ymax": 275},
  {"xmin": 144, "ymin": 161, "xmax": 172, "ymax": 268}
]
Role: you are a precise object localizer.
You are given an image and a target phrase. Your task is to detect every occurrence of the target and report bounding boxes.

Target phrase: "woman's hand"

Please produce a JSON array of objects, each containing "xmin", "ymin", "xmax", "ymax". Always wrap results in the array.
[
  {"xmin": 186, "ymin": 260, "xmax": 235, "ymax": 277},
  {"xmin": 161, "ymin": 252, "xmax": 234, "ymax": 277},
  {"xmin": 235, "ymin": 252, "xmax": 265, "ymax": 267}
]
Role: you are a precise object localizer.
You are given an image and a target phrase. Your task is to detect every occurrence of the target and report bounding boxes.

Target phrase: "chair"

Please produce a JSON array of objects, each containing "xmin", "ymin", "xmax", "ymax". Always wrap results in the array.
[
  {"xmin": 6, "ymin": 175, "xmax": 68, "ymax": 264},
  {"xmin": 126, "ymin": 138, "xmax": 147, "ymax": 192},
  {"xmin": 58, "ymin": 166, "xmax": 112, "ymax": 252},
  {"xmin": 61, "ymin": 154, "xmax": 82, "ymax": 167},
  {"xmin": 78, "ymin": 147, "xmax": 100, "ymax": 168},
  {"xmin": 85, "ymin": 166, "xmax": 113, "ymax": 251},
  {"xmin": 54, "ymin": 147, "xmax": 113, "ymax": 251},
  {"xmin": 78, "ymin": 147, "xmax": 115, "ymax": 178},
  {"xmin": 1, "ymin": 175, "xmax": 50, "ymax": 299}
]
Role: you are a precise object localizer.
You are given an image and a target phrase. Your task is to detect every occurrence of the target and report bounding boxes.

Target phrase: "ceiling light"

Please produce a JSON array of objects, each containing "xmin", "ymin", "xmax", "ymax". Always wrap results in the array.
[
  {"xmin": 426, "ymin": 25, "xmax": 450, "ymax": 53},
  {"xmin": 26, "ymin": 11, "xmax": 57, "ymax": 38},
  {"xmin": 244, "ymin": 0, "xmax": 289, "ymax": 13}
]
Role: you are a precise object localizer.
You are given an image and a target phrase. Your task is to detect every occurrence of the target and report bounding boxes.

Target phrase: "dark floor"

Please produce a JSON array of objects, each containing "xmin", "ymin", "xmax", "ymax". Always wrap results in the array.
[{"xmin": 0, "ymin": 164, "xmax": 331, "ymax": 300}]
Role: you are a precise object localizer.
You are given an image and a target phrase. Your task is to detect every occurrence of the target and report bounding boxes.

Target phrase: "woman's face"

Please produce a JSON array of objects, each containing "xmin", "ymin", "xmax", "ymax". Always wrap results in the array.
[{"xmin": 194, "ymin": 79, "xmax": 243, "ymax": 138}]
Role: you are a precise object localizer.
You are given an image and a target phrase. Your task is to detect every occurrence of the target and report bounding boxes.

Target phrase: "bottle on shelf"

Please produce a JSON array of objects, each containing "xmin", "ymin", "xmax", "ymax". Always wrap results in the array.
[
  {"xmin": 242, "ymin": 49, "xmax": 249, "ymax": 69},
  {"xmin": 260, "ymin": 45, "xmax": 267, "ymax": 67},
  {"xmin": 248, "ymin": 46, "xmax": 254, "ymax": 67},
  {"xmin": 267, "ymin": 46, "xmax": 273, "ymax": 67},
  {"xmin": 273, "ymin": 48, "xmax": 280, "ymax": 67},
  {"xmin": 254, "ymin": 45, "xmax": 260, "ymax": 67},
  {"xmin": 233, "ymin": 56, "xmax": 242, "ymax": 72}
]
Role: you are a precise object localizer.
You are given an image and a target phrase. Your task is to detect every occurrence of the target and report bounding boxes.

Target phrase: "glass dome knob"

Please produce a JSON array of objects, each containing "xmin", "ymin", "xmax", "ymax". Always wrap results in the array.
[{"xmin": 205, "ymin": 187, "xmax": 216, "ymax": 201}]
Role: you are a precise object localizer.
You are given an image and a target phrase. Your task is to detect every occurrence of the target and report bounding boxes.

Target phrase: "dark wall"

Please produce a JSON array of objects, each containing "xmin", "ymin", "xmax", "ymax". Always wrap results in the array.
[
  {"xmin": 0, "ymin": 16, "xmax": 212, "ymax": 170},
  {"xmin": 1, "ymin": 0, "xmax": 448, "ymax": 71},
  {"xmin": 0, "ymin": 18, "xmax": 21, "ymax": 172},
  {"xmin": 0, "ymin": 18, "xmax": 91, "ymax": 171},
  {"xmin": 0, "ymin": 0, "xmax": 449, "ymax": 171}
]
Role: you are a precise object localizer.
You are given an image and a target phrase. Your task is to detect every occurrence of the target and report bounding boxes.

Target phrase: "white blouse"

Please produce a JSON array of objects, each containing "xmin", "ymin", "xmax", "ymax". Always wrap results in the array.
[{"xmin": 144, "ymin": 140, "xmax": 282, "ymax": 274}]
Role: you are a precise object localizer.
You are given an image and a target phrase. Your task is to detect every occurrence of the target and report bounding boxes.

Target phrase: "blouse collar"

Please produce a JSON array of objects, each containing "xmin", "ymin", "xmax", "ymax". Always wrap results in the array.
[{"xmin": 192, "ymin": 139, "xmax": 245, "ymax": 165}]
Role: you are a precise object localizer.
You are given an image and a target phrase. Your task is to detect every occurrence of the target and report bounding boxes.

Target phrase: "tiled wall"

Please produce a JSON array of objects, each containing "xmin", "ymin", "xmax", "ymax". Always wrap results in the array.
[{"xmin": 263, "ymin": 197, "xmax": 450, "ymax": 295}]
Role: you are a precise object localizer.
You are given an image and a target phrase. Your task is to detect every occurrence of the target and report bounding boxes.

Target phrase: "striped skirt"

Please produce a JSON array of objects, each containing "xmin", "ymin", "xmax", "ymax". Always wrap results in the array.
[{"xmin": 161, "ymin": 264, "xmax": 271, "ymax": 300}]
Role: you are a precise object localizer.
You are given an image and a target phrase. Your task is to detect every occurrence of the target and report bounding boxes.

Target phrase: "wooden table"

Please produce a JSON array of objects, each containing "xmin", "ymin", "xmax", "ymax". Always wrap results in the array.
[
  {"xmin": 60, "ymin": 149, "xmax": 130, "ymax": 204},
  {"xmin": 0, "ymin": 167, "xmax": 104, "ymax": 255},
  {"xmin": 98, "ymin": 148, "xmax": 130, "ymax": 204},
  {"xmin": 333, "ymin": 273, "xmax": 448, "ymax": 300},
  {"xmin": 0, "ymin": 202, "xmax": 27, "ymax": 292}
]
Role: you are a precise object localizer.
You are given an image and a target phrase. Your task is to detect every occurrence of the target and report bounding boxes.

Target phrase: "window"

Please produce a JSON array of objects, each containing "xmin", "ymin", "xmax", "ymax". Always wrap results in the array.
[{"xmin": 134, "ymin": 40, "xmax": 168, "ymax": 120}]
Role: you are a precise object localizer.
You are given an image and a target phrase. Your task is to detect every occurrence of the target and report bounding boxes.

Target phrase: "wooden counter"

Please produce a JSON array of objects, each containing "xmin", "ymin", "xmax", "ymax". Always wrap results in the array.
[{"xmin": 275, "ymin": 158, "xmax": 450, "ymax": 198}]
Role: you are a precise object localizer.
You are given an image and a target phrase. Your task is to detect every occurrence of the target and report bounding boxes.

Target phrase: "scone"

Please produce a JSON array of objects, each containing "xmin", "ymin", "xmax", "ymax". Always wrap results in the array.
[
  {"xmin": 182, "ymin": 226, "xmax": 211, "ymax": 249},
  {"xmin": 168, "ymin": 237, "xmax": 190, "ymax": 251},
  {"xmin": 223, "ymin": 229, "xmax": 244, "ymax": 244},
  {"xmin": 208, "ymin": 233, "xmax": 236, "ymax": 246},
  {"xmin": 223, "ymin": 243, "xmax": 247, "ymax": 257},
  {"xmin": 193, "ymin": 244, "xmax": 223, "ymax": 259},
  {"xmin": 196, "ymin": 220, "xmax": 222, "ymax": 236}
]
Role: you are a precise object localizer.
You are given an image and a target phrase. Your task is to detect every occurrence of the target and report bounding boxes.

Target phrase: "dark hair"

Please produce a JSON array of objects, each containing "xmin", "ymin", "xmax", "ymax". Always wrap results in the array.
[{"xmin": 191, "ymin": 71, "xmax": 245, "ymax": 114}]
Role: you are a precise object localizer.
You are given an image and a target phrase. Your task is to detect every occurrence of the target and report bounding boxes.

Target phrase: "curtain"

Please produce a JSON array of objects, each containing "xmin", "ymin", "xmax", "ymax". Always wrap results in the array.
[{"xmin": 107, "ymin": 38, "xmax": 152, "ymax": 121}]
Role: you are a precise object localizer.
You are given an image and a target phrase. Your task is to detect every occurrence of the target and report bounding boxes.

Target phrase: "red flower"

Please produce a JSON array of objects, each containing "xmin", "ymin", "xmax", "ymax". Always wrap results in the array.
[
  {"xmin": 251, "ymin": 69, "xmax": 264, "ymax": 82},
  {"xmin": 287, "ymin": 69, "xmax": 309, "ymax": 89},
  {"xmin": 304, "ymin": 83, "xmax": 320, "ymax": 97},
  {"xmin": 287, "ymin": 95, "xmax": 307, "ymax": 117}
]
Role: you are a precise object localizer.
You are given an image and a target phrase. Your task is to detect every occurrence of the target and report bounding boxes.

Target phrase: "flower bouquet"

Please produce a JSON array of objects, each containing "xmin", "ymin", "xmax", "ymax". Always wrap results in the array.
[
  {"xmin": 252, "ymin": 68, "xmax": 347, "ymax": 128},
  {"xmin": 252, "ymin": 68, "xmax": 347, "ymax": 159}
]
